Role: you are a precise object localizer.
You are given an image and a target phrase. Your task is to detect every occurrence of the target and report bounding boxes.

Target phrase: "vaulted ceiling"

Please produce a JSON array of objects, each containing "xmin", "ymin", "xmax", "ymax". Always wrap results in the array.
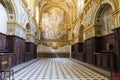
[
  {"xmin": 25, "ymin": 0, "xmax": 84, "ymax": 23},
  {"xmin": 24, "ymin": 0, "xmax": 84, "ymax": 48}
]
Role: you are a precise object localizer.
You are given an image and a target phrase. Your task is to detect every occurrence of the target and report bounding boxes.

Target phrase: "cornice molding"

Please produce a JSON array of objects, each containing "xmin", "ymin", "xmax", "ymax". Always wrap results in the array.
[{"xmin": 7, "ymin": 21, "xmax": 26, "ymax": 31}]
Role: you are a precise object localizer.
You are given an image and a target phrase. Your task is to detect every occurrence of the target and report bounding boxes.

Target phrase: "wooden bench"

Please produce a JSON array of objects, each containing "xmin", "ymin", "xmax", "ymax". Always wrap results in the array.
[{"xmin": 0, "ymin": 53, "xmax": 14, "ymax": 80}]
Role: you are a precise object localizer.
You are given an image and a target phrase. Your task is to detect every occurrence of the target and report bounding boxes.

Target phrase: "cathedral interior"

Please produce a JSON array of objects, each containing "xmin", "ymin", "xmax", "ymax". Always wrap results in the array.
[{"xmin": 0, "ymin": 0, "xmax": 120, "ymax": 80}]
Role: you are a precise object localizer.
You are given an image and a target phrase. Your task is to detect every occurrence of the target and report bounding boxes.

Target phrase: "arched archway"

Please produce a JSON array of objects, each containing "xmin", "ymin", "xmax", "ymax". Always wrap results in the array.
[
  {"xmin": 0, "ymin": 0, "xmax": 16, "ymax": 34},
  {"xmin": 94, "ymin": 3, "xmax": 114, "ymax": 36},
  {"xmin": 73, "ymin": 23, "xmax": 84, "ymax": 43},
  {"xmin": 0, "ymin": 0, "xmax": 16, "ymax": 20}
]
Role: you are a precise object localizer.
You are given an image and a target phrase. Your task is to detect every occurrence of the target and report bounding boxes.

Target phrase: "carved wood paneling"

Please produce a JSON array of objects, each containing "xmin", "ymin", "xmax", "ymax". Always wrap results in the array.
[
  {"xmin": 7, "ymin": 35, "xmax": 25, "ymax": 65},
  {"xmin": 0, "ymin": 33, "xmax": 6, "ymax": 52}
]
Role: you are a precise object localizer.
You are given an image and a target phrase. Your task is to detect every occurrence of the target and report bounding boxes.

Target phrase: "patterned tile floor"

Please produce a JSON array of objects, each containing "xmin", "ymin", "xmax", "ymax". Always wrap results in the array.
[{"xmin": 9, "ymin": 58, "xmax": 109, "ymax": 80}]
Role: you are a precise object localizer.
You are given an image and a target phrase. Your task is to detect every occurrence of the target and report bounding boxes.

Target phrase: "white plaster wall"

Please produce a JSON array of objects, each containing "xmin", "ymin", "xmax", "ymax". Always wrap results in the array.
[
  {"xmin": 0, "ymin": 3, "xmax": 8, "ymax": 34},
  {"xmin": 37, "ymin": 45, "xmax": 70, "ymax": 53},
  {"xmin": 13, "ymin": 0, "xmax": 28, "ymax": 27},
  {"xmin": 16, "ymin": 27, "xmax": 26, "ymax": 39}
]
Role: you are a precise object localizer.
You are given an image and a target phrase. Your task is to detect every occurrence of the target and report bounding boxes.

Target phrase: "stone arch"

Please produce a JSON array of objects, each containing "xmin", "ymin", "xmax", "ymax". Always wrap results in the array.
[
  {"xmin": 94, "ymin": 2, "xmax": 115, "ymax": 36},
  {"xmin": 100, "ymin": 0, "xmax": 116, "ymax": 11},
  {"xmin": 0, "ymin": 0, "xmax": 16, "ymax": 20},
  {"xmin": 73, "ymin": 23, "xmax": 84, "ymax": 42},
  {"xmin": 93, "ymin": 0, "xmax": 118, "ymax": 25}
]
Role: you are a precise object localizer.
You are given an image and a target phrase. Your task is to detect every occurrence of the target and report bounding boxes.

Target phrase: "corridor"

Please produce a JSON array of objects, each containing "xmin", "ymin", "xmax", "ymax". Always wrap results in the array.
[{"xmin": 12, "ymin": 58, "xmax": 109, "ymax": 80}]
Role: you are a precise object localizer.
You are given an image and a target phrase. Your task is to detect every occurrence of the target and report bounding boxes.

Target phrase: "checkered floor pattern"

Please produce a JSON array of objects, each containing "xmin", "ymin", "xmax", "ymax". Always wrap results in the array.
[{"xmin": 10, "ymin": 58, "xmax": 109, "ymax": 80}]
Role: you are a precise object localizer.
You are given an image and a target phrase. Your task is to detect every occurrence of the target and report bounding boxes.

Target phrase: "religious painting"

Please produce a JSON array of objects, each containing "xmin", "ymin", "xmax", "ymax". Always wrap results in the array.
[{"xmin": 41, "ymin": 7, "xmax": 68, "ymax": 40}]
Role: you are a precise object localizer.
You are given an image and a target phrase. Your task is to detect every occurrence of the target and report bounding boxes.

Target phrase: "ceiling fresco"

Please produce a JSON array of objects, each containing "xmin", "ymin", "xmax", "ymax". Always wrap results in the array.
[
  {"xmin": 24, "ymin": 0, "xmax": 83, "ymax": 48},
  {"xmin": 41, "ymin": 7, "xmax": 68, "ymax": 40}
]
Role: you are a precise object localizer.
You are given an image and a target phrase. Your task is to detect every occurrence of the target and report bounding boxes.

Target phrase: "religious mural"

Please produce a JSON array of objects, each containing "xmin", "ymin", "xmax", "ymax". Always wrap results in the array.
[
  {"xmin": 41, "ymin": 7, "xmax": 68, "ymax": 40},
  {"xmin": 82, "ymin": 1, "xmax": 97, "ymax": 27}
]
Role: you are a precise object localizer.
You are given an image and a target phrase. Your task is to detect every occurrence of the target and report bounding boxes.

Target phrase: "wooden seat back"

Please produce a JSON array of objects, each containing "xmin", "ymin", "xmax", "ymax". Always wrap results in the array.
[{"xmin": 1, "ymin": 61, "xmax": 8, "ymax": 66}]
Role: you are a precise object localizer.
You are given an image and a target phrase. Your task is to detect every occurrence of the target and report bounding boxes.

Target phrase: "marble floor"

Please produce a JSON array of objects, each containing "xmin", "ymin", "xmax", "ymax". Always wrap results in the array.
[{"xmin": 9, "ymin": 58, "xmax": 109, "ymax": 80}]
